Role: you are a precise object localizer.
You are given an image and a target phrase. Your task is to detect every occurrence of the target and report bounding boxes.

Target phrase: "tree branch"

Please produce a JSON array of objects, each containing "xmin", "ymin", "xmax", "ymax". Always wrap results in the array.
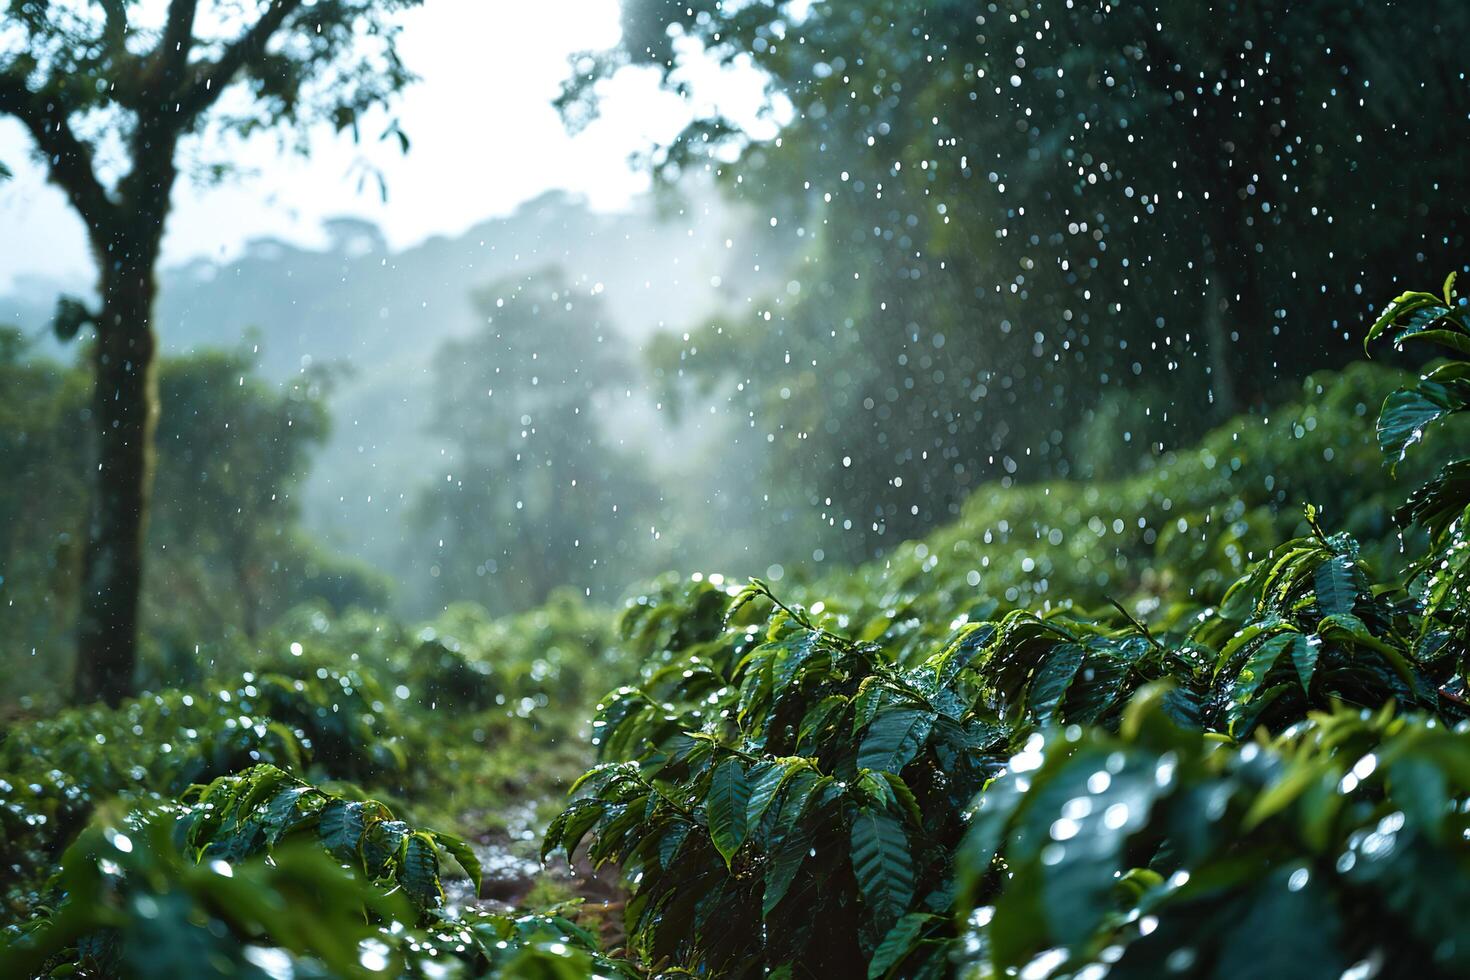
[
  {"xmin": 178, "ymin": 0, "xmax": 307, "ymax": 119},
  {"xmin": 0, "ymin": 74, "xmax": 114, "ymax": 228},
  {"xmin": 100, "ymin": 0, "xmax": 129, "ymax": 47},
  {"xmin": 155, "ymin": 0, "xmax": 201, "ymax": 99}
]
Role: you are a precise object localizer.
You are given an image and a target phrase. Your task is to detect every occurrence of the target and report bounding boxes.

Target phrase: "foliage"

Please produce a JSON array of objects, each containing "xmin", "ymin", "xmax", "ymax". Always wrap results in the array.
[
  {"xmin": 0, "ymin": 666, "xmax": 408, "ymax": 916},
  {"xmin": 0, "ymin": 804, "xmax": 412, "ymax": 979},
  {"xmin": 0, "ymin": 579, "xmax": 639, "ymax": 933},
  {"xmin": 544, "ymin": 274, "xmax": 1470, "ymax": 976},
  {"xmin": 8, "ymin": 274, "xmax": 1470, "ymax": 977},
  {"xmin": 178, "ymin": 764, "xmax": 478, "ymax": 912},
  {"xmin": 804, "ymin": 360, "xmax": 1434, "ymax": 633},
  {"xmin": 0, "ymin": 590, "xmax": 644, "ymax": 978},
  {"xmin": 548, "ymin": 526, "xmax": 1462, "ymax": 976},
  {"xmin": 410, "ymin": 270, "xmax": 663, "ymax": 615},
  {"xmin": 1366, "ymin": 274, "xmax": 1470, "ymax": 667},
  {"xmin": 0, "ymin": 781, "xmax": 629, "ymax": 980},
  {"xmin": 0, "ymin": 339, "xmax": 386, "ymax": 706},
  {"xmin": 566, "ymin": 0, "xmax": 1470, "ymax": 563},
  {"xmin": 149, "ymin": 349, "xmax": 390, "ymax": 641},
  {"xmin": 954, "ymin": 691, "xmax": 1470, "ymax": 979}
]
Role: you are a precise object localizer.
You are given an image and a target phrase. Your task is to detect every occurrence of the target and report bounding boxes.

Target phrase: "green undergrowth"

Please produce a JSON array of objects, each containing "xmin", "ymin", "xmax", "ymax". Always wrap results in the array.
[
  {"xmin": 1, "ymin": 593, "xmax": 631, "ymax": 975},
  {"xmin": 541, "ymin": 277, "xmax": 1470, "ymax": 977},
  {"xmin": 786, "ymin": 361, "xmax": 1440, "ymax": 649},
  {"xmin": 6, "ymin": 278, "xmax": 1470, "ymax": 977}
]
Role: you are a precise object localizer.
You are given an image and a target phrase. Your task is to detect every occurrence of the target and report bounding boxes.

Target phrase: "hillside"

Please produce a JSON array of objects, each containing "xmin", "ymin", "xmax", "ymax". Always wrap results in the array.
[
  {"xmin": 8, "ymin": 324, "xmax": 1470, "ymax": 975},
  {"xmin": 0, "ymin": 189, "xmax": 794, "ymax": 606}
]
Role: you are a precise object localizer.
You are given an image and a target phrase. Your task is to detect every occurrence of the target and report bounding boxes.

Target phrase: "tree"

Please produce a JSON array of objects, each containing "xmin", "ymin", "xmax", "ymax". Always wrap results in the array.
[
  {"xmin": 563, "ymin": 0, "xmax": 1470, "ymax": 562},
  {"xmin": 0, "ymin": 0, "xmax": 420, "ymax": 703},
  {"xmin": 148, "ymin": 348, "xmax": 386, "ymax": 645},
  {"xmin": 0, "ymin": 328, "xmax": 90, "ymax": 694},
  {"xmin": 412, "ymin": 271, "xmax": 659, "ymax": 615},
  {"xmin": 0, "ymin": 334, "xmax": 388, "ymax": 703}
]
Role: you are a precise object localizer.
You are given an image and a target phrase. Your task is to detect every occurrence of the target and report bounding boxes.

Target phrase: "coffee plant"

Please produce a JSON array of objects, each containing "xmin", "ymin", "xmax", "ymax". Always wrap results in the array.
[
  {"xmin": 955, "ymin": 690, "xmax": 1470, "ymax": 978},
  {"xmin": 544, "ymin": 273, "xmax": 1470, "ymax": 977},
  {"xmin": 4, "ymin": 274, "xmax": 1470, "ymax": 978},
  {"xmin": 0, "ymin": 598, "xmax": 630, "ymax": 977},
  {"xmin": 0, "ymin": 667, "xmax": 409, "ymax": 920},
  {"xmin": 1, "ymin": 788, "xmax": 628, "ymax": 978}
]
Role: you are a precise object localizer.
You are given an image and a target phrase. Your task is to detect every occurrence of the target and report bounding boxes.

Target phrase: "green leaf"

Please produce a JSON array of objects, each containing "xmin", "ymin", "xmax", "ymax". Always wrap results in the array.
[
  {"xmin": 746, "ymin": 761, "xmax": 796, "ymax": 837},
  {"xmin": 1365, "ymin": 290, "xmax": 1448, "ymax": 351},
  {"xmin": 1395, "ymin": 459, "xmax": 1470, "ymax": 541},
  {"xmin": 761, "ymin": 771, "xmax": 829, "ymax": 918},
  {"xmin": 773, "ymin": 632, "xmax": 825, "ymax": 690},
  {"xmin": 851, "ymin": 677, "xmax": 885, "ymax": 734},
  {"xmin": 1313, "ymin": 555, "xmax": 1356, "ymax": 617},
  {"xmin": 1232, "ymin": 633, "xmax": 1297, "ymax": 708},
  {"xmin": 1022, "ymin": 749, "xmax": 1163, "ymax": 947},
  {"xmin": 1213, "ymin": 620, "xmax": 1284, "ymax": 677},
  {"xmin": 956, "ymin": 773, "xmax": 1030, "ymax": 893},
  {"xmin": 433, "ymin": 831, "xmax": 483, "ymax": 892},
  {"xmin": 1398, "ymin": 329, "xmax": 1470, "ymax": 356},
  {"xmin": 1028, "ymin": 642, "xmax": 1085, "ymax": 724},
  {"xmin": 1291, "ymin": 634, "xmax": 1322, "ymax": 693},
  {"xmin": 763, "ymin": 819, "xmax": 811, "ymax": 918},
  {"xmin": 318, "ymin": 800, "xmax": 368, "ymax": 863},
  {"xmin": 1065, "ymin": 652, "xmax": 1131, "ymax": 725},
  {"xmin": 857, "ymin": 707, "xmax": 936, "ymax": 774},
  {"xmin": 708, "ymin": 758, "xmax": 752, "ymax": 868},
  {"xmin": 1317, "ymin": 613, "xmax": 1417, "ymax": 690},
  {"xmin": 659, "ymin": 822, "xmax": 690, "ymax": 868},
  {"xmin": 726, "ymin": 580, "xmax": 766, "ymax": 622},
  {"xmin": 1214, "ymin": 865, "xmax": 1345, "ymax": 979},
  {"xmin": 399, "ymin": 831, "xmax": 444, "ymax": 909},
  {"xmin": 362, "ymin": 819, "xmax": 409, "ymax": 878},
  {"xmin": 1390, "ymin": 756, "xmax": 1450, "ymax": 842},
  {"xmin": 797, "ymin": 696, "xmax": 846, "ymax": 751},
  {"xmin": 879, "ymin": 771, "xmax": 924, "ymax": 829},
  {"xmin": 1378, "ymin": 379, "xmax": 1470, "ymax": 467},
  {"xmin": 260, "ymin": 785, "xmax": 313, "ymax": 844},
  {"xmin": 1158, "ymin": 685, "xmax": 1203, "ymax": 730},
  {"xmin": 542, "ymin": 798, "xmax": 592, "ymax": 862},
  {"xmin": 850, "ymin": 804, "xmax": 915, "ymax": 933},
  {"xmin": 867, "ymin": 912, "xmax": 937, "ymax": 979},
  {"xmin": 934, "ymin": 623, "xmax": 995, "ymax": 689}
]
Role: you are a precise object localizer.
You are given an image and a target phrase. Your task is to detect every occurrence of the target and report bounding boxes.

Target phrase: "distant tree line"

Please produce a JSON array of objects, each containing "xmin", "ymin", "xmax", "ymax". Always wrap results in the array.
[
  {"xmin": 410, "ymin": 271, "xmax": 663, "ymax": 616},
  {"xmin": 0, "ymin": 330, "xmax": 387, "ymax": 703},
  {"xmin": 0, "ymin": 278, "xmax": 668, "ymax": 706},
  {"xmin": 0, "ymin": 0, "xmax": 420, "ymax": 703}
]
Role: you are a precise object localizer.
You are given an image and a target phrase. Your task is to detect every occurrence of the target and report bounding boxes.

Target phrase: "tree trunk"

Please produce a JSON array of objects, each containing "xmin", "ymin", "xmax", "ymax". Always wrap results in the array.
[
  {"xmin": 233, "ymin": 548, "xmax": 261, "ymax": 642},
  {"xmin": 1201, "ymin": 273, "xmax": 1239, "ymax": 419},
  {"xmin": 74, "ymin": 248, "xmax": 160, "ymax": 705}
]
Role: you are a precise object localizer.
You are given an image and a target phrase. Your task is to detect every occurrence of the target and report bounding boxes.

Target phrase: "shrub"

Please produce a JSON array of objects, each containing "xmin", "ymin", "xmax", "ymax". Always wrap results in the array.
[
  {"xmin": 8, "ymin": 273, "xmax": 1470, "ymax": 978},
  {"xmin": 0, "ymin": 770, "xmax": 629, "ymax": 979},
  {"xmin": 0, "ymin": 668, "xmax": 406, "ymax": 917},
  {"xmin": 545, "ymin": 273, "xmax": 1470, "ymax": 977},
  {"xmin": 954, "ymin": 690, "xmax": 1470, "ymax": 978}
]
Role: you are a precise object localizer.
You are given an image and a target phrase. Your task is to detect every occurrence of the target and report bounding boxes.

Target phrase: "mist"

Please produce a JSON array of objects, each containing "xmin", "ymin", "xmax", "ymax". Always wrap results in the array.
[{"xmin": 3, "ymin": 1, "xmax": 1469, "ymax": 975}]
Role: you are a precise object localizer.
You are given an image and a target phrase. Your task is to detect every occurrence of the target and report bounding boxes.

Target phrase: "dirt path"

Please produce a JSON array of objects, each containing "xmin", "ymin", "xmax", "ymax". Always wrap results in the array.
[{"xmin": 443, "ymin": 804, "xmax": 627, "ymax": 949}]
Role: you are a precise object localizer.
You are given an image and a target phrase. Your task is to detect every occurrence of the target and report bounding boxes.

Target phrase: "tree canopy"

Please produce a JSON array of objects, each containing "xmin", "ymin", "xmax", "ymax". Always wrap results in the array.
[
  {"xmin": 567, "ymin": 0, "xmax": 1470, "ymax": 562},
  {"xmin": 1, "ymin": 0, "xmax": 421, "ymax": 702}
]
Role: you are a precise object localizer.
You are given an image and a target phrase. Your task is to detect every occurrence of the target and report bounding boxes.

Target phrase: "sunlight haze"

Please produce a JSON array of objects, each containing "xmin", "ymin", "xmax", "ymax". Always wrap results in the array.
[{"xmin": 0, "ymin": 1, "xmax": 686, "ymax": 287}]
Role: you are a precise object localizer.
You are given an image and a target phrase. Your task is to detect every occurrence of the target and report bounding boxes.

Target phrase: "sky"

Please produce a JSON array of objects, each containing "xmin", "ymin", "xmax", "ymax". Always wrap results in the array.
[{"xmin": 0, "ymin": 1, "xmax": 767, "ymax": 290}]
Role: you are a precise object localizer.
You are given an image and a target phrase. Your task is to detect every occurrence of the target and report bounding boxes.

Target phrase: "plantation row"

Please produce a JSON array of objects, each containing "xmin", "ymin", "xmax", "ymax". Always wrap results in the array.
[{"xmin": 4, "ymin": 276, "xmax": 1470, "ymax": 977}]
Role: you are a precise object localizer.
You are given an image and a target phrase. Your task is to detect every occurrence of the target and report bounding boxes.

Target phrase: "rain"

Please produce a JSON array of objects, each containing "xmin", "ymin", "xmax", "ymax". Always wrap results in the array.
[{"xmin": 2, "ymin": 1, "xmax": 1470, "ymax": 977}]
